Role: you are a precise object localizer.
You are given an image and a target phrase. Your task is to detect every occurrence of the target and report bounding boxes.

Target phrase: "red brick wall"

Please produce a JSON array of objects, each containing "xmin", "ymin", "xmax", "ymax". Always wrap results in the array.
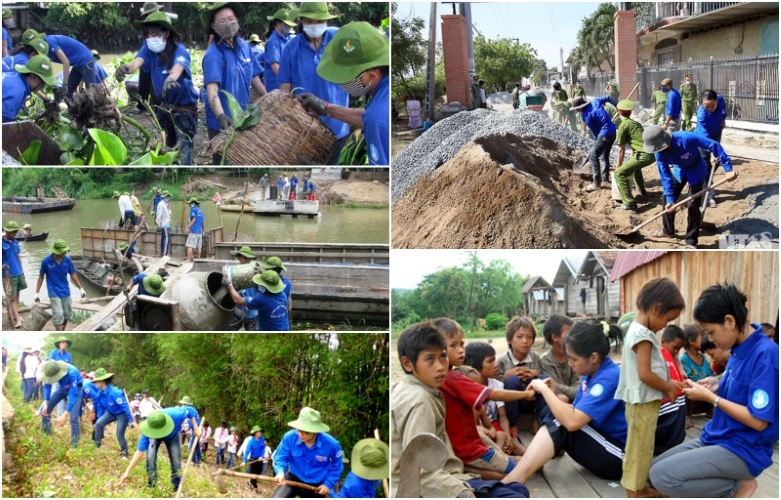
[
  {"xmin": 441, "ymin": 15, "xmax": 471, "ymax": 107},
  {"xmin": 614, "ymin": 10, "xmax": 638, "ymax": 100}
]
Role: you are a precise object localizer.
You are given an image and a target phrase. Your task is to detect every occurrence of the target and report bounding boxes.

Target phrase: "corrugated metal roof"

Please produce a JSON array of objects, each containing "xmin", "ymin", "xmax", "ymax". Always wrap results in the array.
[
  {"xmin": 609, "ymin": 251, "xmax": 670, "ymax": 282},
  {"xmin": 578, "ymin": 251, "xmax": 617, "ymax": 278},
  {"xmin": 521, "ymin": 275, "xmax": 551, "ymax": 294},
  {"xmin": 552, "ymin": 256, "xmax": 584, "ymax": 286}
]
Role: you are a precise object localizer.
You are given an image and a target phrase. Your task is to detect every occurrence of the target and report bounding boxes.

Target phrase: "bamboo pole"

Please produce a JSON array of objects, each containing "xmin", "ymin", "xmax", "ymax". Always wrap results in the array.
[
  {"xmin": 216, "ymin": 469, "xmax": 323, "ymax": 494},
  {"xmin": 233, "ymin": 181, "xmax": 249, "ymax": 242},
  {"xmin": 175, "ymin": 419, "xmax": 204, "ymax": 498}
]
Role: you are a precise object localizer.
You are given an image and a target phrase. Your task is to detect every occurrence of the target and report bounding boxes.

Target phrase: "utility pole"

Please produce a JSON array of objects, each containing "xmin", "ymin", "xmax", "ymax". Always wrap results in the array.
[
  {"xmin": 464, "ymin": 2, "xmax": 475, "ymax": 77},
  {"xmin": 426, "ymin": 2, "xmax": 438, "ymax": 120},
  {"xmin": 560, "ymin": 46, "xmax": 565, "ymax": 82}
]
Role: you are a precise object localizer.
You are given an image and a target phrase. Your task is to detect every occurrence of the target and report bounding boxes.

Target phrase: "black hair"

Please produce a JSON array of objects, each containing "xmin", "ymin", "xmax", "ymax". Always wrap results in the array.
[
  {"xmin": 542, "ymin": 314, "xmax": 573, "ymax": 344},
  {"xmin": 10, "ymin": 44, "xmax": 37, "ymax": 57},
  {"xmin": 760, "ymin": 322, "xmax": 774, "ymax": 333},
  {"xmin": 683, "ymin": 324, "xmax": 704, "ymax": 347},
  {"xmin": 263, "ymin": 19, "xmax": 278, "ymax": 40},
  {"xmin": 505, "ymin": 316, "xmax": 536, "ymax": 348},
  {"xmin": 700, "ymin": 334, "xmax": 717, "ymax": 352},
  {"xmin": 478, "ymin": 80, "xmax": 485, "ymax": 85},
  {"xmin": 693, "ymin": 283, "xmax": 749, "ymax": 333},
  {"xmin": 661, "ymin": 324, "xmax": 685, "ymax": 343},
  {"xmin": 464, "ymin": 342, "xmax": 496, "ymax": 372},
  {"xmin": 552, "ymin": 82, "xmax": 561, "ymax": 90},
  {"xmin": 20, "ymin": 352, "xmax": 30, "ymax": 375},
  {"xmin": 142, "ymin": 24, "xmax": 178, "ymax": 69},
  {"xmin": 636, "ymin": 278, "xmax": 686, "ymax": 315},
  {"xmin": 565, "ymin": 321, "xmax": 623, "ymax": 362},
  {"xmin": 431, "ymin": 317, "xmax": 464, "ymax": 339},
  {"xmin": 221, "ymin": 421, "xmax": 228, "ymax": 427},
  {"xmin": 397, "ymin": 322, "xmax": 446, "ymax": 374},
  {"xmin": 702, "ymin": 89, "xmax": 718, "ymax": 101}
]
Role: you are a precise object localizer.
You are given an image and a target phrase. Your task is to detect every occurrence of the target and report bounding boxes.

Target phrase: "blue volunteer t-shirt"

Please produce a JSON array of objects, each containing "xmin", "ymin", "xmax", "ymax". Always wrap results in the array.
[
  {"xmin": 153, "ymin": 194, "xmax": 163, "ymax": 213},
  {"xmin": 246, "ymin": 287, "xmax": 289, "ymax": 331},
  {"xmin": 2, "ymin": 27, "xmax": 11, "ymax": 52},
  {"xmin": 583, "ymin": 96, "xmax": 617, "ymax": 139},
  {"xmin": 363, "ymin": 75, "xmax": 390, "ymax": 166},
  {"xmin": 49, "ymin": 349, "xmax": 73, "ymax": 364},
  {"xmin": 243, "ymin": 435, "xmax": 266, "ymax": 462},
  {"xmin": 137, "ymin": 406, "xmax": 201, "ymax": 452},
  {"xmin": 189, "ymin": 205, "xmax": 204, "ymax": 234},
  {"xmin": 122, "ymin": 239, "xmax": 137, "ymax": 258},
  {"xmin": 2, "ymin": 52, "xmax": 29, "ymax": 73},
  {"xmin": 2, "ymin": 237, "xmax": 23, "ymax": 277},
  {"xmin": 45, "ymin": 35, "xmax": 94, "ymax": 69},
  {"xmin": 290, "ymin": 176, "xmax": 298, "ymax": 190},
  {"xmin": 202, "ymin": 37, "xmax": 261, "ymax": 131},
  {"xmin": 281, "ymin": 275, "xmax": 292, "ymax": 299},
  {"xmin": 278, "ymin": 28, "xmax": 350, "ymax": 139},
  {"xmin": 2, "ymin": 70, "xmax": 30, "ymax": 121},
  {"xmin": 273, "ymin": 429, "xmax": 344, "ymax": 495},
  {"xmin": 43, "ymin": 364, "xmax": 83, "ymax": 413},
  {"xmin": 694, "ymin": 95, "xmax": 727, "ymax": 140},
  {"xmin": 573, "ymin": 356, "xmax": 627, "ymax": 443},
  {"xmin": 263, "ymin": 31, "xmax": 291, "ymax": 91},
  {"xmin": 334, "ymin": 471, "xmax": 380, "ymax": 498},
  {"xmin": 132, "ymin": 273, "xmax": 151, "ymax": 296},
  {"xmin": 136, "ymin": 42, "xmax": 198, "ymax": 106},
  {"xmin": 700, "ymin": 325, "xmax": 778, "ymax": 477},
  {"xmin": 39, "ymin": 254, "xmax": 76, "ymax": 299},
  {"xmin": 665, "ymin": 87, "xmax": 682, "ymax": 120},
  {"xmin": 250, "ymin": 44, "xmax": 265, "ymax": 74},
  {"xmin": 238, "ymin": 286, "xmax": 260, "ymax": 319},
  {"xmin": 82, "ymin": 381, "xmax": 99, "ymax": 401},
  {"xmin": 96, "ymin": 384, "xmax": 133, "ymax": 421}
]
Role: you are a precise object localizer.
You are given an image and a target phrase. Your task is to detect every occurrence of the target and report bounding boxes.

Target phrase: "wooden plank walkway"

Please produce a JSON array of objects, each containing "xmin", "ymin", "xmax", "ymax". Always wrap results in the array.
[{"xmin": 522, "ymin": 416, "xmax": 779, "ymax": 498}]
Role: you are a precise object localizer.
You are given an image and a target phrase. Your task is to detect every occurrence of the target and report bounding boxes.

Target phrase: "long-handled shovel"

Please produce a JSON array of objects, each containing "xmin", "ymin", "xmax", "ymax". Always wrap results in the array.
[
  {"xmin": 615, "ymin": 177, "xmax": 732, "ymax": 237},
  {"xmin": 396, "ymin": 433, "xmax": 448, "ymax": 498},
  {"xmin": 214, "ymin": 469, "xmax": 325, "ymax": 496},
  {"xmin": 699, "ymin": 160, "xmax": 719, "ymax": 229},
  {"xmin": 175, "ymin": 419, "xmax": 204, "ymax": 498}
]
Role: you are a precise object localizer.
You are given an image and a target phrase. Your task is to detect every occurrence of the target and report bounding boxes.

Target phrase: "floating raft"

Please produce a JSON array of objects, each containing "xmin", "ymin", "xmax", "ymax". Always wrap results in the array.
[{"xmin": 2, "ymin": 197, "xmax": 76, "ymax": 214}]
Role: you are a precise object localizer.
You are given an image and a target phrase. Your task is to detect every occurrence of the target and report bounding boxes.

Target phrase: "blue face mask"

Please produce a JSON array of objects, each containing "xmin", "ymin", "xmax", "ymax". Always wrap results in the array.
[
  {"xmin": 146, "ymin": 37, "xmax": 166, "ymax": 53},
  {"xmin": 662, "ymin": 87, "xmax": 670, "ymax": 93}
]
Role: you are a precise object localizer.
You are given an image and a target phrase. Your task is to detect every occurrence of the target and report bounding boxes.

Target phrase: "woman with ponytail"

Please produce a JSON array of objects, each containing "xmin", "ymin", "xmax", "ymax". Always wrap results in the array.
[{"xmin": 649, "ymin": 283, "xmax": 778, "ymax": 498}]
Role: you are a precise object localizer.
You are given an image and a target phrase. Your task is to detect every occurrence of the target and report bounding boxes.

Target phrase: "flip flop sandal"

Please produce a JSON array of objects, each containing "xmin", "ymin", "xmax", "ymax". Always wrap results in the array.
[
  {"xmin": 584, "ymin": 183, "xmax": 600, "ymax": 192},
  {"xmin": 651, "ymin": 230, "xmax": 675, "ymax": 238}
]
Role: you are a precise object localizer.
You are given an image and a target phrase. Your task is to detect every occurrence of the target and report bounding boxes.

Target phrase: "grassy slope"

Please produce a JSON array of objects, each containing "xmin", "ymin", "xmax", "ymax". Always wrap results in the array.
[{"xmin": 2, "ymin": 368, "xmax": 273, "ymax": 498}]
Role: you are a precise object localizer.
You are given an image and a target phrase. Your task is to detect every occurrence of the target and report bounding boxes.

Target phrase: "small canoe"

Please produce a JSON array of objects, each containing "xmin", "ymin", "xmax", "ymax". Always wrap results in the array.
[
  {"xmin": 71, "ymin": 256, "xmax": 136, "ymax": 296},
  {"xmin": 2, "ymin": 197, "xmax": 76, "ymax": 214},
  {"xmin": 14, "ymin": 232, "xmax": 49, "ymax": 242}
]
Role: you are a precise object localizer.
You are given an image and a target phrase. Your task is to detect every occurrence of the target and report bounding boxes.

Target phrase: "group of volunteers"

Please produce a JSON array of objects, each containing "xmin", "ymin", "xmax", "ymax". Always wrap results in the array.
[
  {"xmin": 263, "ymin": 172, "xmax": 318, "ymax": 201},
  {"xmin": 2, "ymin": 2, "xmax": 390, "ymax": 166},
  {"xmin": 14, "ymin": 341, "xmax": 390, "ymax": 497},
  {"xmin": 392, "ymin": 279, "xmax": 778, "ymax": 498}
]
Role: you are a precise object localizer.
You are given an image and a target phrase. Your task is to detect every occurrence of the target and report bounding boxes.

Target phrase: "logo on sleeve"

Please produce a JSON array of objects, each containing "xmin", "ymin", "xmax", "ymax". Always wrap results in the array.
[
  {"xmin": 369, "ymin": 144, "xmax": 378, "ymax": 162},
  {"xmin": 336, "ymin": 450, "xmax": 343, "ymax": 458},
  {"xmin": 316, "ymin": 455, "xmax": 327, "ymax": 462},
  {"xmin": 589, "ymin": 383, "xmax": 604, "ymax": 397},
  {"xmin": 680, "ymin": 152, "xmax": 691, "ymax": 161},
  {"xmin": 116, "ymin": 397, "xmax": 123, "ymax": 404},
  {"xmin": 751, "ymin": 389, "xmax": 770, "ymax": 410}
]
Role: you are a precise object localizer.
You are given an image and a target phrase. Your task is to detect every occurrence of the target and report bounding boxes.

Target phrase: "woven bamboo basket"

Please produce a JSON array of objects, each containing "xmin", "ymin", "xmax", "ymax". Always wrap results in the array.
[{"xmin": 210, "ymin": 92, "xmax": 337, "ymax": 165}]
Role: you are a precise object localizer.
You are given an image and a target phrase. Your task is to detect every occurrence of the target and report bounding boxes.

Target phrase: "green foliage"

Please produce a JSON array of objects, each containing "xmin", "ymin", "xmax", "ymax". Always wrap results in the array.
[
  {"xmin": 573, "ymin": 3, "xmax": 617, "ymax": 76},
  {"xmin": 474, "ymin": 35, "xmax": 538, "ymax": 91},
  {"xmin": 20, "ymin": 140, "xmax": 42, "ymax": 165},
  {"xmin": 530, "ymin": 58, "xmax": 548, "ymax": 87},
  {"xmin": 484, "ymin": 312, "xmax": 508, "ymax": 330},
  {"xmin": 338, "ymin": 132, "xmax": 368, "ymax": 166},
  {"xmin": 220, "ymin": 90, "xmax": 261, "ymax": 131},
  {"xmin": 88, "ymin": 128, "xmax": 128, "ymax": 165},
  {"xmin": 391, "ymin": 3, "xmax": 429, "ymax": 101}
]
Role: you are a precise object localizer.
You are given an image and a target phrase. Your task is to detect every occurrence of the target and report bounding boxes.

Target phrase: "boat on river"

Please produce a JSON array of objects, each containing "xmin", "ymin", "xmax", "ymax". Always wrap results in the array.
[{"xmin": 2, "ymin": 197, "xmax": 76, "ymax": 214}]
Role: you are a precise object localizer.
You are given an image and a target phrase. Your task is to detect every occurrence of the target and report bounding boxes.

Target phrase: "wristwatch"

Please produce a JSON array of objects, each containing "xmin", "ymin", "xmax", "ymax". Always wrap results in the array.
[{"xmin": 712, "ymin": 396, "xmax": 721, "ymax": 408}]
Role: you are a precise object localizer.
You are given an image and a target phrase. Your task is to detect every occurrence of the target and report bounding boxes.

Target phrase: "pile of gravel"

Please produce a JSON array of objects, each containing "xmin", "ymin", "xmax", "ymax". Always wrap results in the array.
[
  {"xmin": 392, "ymin": 109, "xmax": 617, "ymax": 200},
  {"xmin": 722, "ymin": 179, "xmax": 779, "ymax": 249}
]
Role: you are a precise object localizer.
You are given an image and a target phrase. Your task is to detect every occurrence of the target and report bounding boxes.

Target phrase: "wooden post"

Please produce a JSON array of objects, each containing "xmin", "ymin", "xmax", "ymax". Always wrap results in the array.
[
  {"xmin": 175, "ymin": 419, "xmax": 204, "ymax": 498},
  {"xmin": 233, "ymin": 181, "xmax": 249, "ymax": 242}
]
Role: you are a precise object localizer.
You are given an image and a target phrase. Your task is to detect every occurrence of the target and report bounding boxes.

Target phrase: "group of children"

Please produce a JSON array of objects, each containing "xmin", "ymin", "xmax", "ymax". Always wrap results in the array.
[{"xmin": 392, "ymin": 278, "xmax": 778, "ymax": 498}]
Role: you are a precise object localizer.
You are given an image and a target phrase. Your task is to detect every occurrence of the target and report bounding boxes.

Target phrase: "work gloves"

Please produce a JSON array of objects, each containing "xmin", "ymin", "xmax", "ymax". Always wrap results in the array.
[
  {"xmin": 115, "ymin": 64, "xmax": 130, "ymax": 82},
  {"xmin": 299, "ymin": 92, "xmax": 327, "ymax": 116},
  {"xmin": 217, "ymin": 113, "xmax": 233, "ymax": 131},
  {"xmin": 221, "ymin": 265, "xmax": 232, "ymax": 288},
  {"xmin": 80, "ymin": 290, "xmax": 87, "ymax": 299},
  {"xmin": 162, "ymin": 79, "xmax": 180, "ymax": 100},
  {"xmin": 34, "ymin": 294, "xmax": 40, "ymax": 303}
]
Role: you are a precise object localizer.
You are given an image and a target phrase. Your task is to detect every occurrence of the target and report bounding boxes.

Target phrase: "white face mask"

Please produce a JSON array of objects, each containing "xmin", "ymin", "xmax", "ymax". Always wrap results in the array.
[
  {"xmin": 303, "ymin": 23, "xmax": 327, "ymax": 39},
  {"xmin": 340, "ymin": 73, "xmax": 374, "ymax": 97},
  {"xmin": 3, "ymin": 18, "xmax": 14, "ymax": 28},
  {"xmin": 146, "ymin": 37, "xmax": 166, "ymax": 53},
  {"xmin": 684, "ymin": 79, "xmax": 692, "ymax": 84},
  {"xmin": 278, "ymin": 23, "xmax": 291, "ymax": 36}
]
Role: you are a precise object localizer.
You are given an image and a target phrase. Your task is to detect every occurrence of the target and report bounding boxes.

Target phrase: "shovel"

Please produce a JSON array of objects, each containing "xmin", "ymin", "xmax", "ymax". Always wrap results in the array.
[
  {"xmin": 573, "ymin": 155, "xmax": 591, "ymax": 176},
  {"xmin": 615, "ymin": 177, "xmax": 732, "ymax": 237},
  {"xmin": 213, "ymin": 469, "xmax": 324, "ymax": 495},
  {"xmin": 175, "ymin": 419, "xmax": 204, "ymax": 498},
  {"xmin": 396, "ymin": 433, "xmax": 448, "ymax": 498}
]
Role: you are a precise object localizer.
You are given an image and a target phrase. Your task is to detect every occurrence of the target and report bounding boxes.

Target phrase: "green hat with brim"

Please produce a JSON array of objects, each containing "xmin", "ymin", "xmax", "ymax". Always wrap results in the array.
[
  {"xmin": 251, "ymin": 270, "xmax": 285, "ymax": 294},
  {"xmin": 15, "ymin": 55, "xmax": 58, "ymax": 87},
  {"xmin": 3, "ymin": 9, "xmax": 12, "ymax": 19},
  {"xmin": 259, "ymin": 256, "xmax": 286, "ymax": 272},
  {"xmin": 50, "ymin": 239, "xmax": 70, "ymax": 255},
  {"xmin": 140, "ymin": 1, "xmax": 164, "ymax": 16},
  {"xmin": 41, "ymin": 360, "xmax": 69, "ymax": 384},
  {"xmin": 235, "ymin": 246, "xmax": 255, "ymax": 259},
  {"xmin": 267, "ymin": 8, "xmax": 297, "ymax": 27},
  {"xmin": 317, "ymin": 22, "xmax": 389, "ymax": 84},
  {"xmin": 142, "ymin": 274, "xmax": 166, "ymax": 296},
  {"xmin": 617, "ymin": 99, "xmax": 634, "ymax": 111},
  {"xmin": 134, "ymin": 11, "xmax": 180, "ymax": 37},
  {"xmin": 570, "ymin": 96, "xmax": 589, "ymax": 111},
  {"xmin": 91, "ymin": 49, "xmax": 101, "ymax": 60},
  {"xmin": 297, "ymin": 2, "xmax": 337, "ymax": 21},
  {"xmin": 250, "ymin": 425, "xmax": 262, "ymax": 434},
  {"xmin": 178, "ymin": 395, "xmax": 194, "ymax": 406},
  {"xmin": 118, "ymin": 242, "xmax": 130, "ymax": 251},
  {"xmin": 288, "ymin": 407, "xmax": 329, "ymax": 433},
  {"xmin": 230, "ymin": 426, "xmax": 238, "ymax": 431},
  {"xmin": 21, "ymin": 29, "xmax": 43, "ymax": 44},
  {"xmin": 54, "ymin": 335, "xmax": 72, "ymax": 347},
  {"xmin": 249, "ymin": 34, "xmax": 262, "ymax": 43},
  {"xmin": 140, "ymin": 410, "xmax": 175, "ymax": 439},
  {"xmin": 351, "ymin": 438, "xmax": 389, "ymax": 480},
  {"xmin": 24, "ymin": 37, "xmax": 49, "ymax": 56},
  {"xmin": 3, "ymin": 220, "xmax": 20, "ymax": 232},
  {"xmin": 92, "ymin": 367, "xmax": 114, "ymax": 382},
  {"xmin": 162, "ymin": 190, "xmax": 172, "ymax": 198},
  {"xmin": 200, "ymin": 2, "xmax": 245, "ymax": 33},
  {"xmin": 112, "ymin": 191, "xmax": 121, "ymax": 198},
  {"xmin": 187, "ymin": 196, "xmax": 199, "ymax": 204}
]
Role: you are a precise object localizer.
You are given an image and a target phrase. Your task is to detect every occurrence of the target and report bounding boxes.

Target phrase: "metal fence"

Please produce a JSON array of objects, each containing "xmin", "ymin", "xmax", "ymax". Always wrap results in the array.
[{"xmin": 635, "ymin": 2, "xmax": 741, "ymax": 31}]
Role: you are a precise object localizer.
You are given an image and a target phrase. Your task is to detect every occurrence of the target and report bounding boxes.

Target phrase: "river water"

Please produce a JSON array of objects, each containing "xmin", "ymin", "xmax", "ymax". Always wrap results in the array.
[{"xmin": 6, "ymin": 199, "xmax": 388, "ymax": 304}]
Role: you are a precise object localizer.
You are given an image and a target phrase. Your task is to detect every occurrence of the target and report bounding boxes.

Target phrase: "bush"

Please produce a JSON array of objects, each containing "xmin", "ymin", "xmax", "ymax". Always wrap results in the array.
[
  {"xmin": 485, "ymin": 313, "xmax": 508, "ymax": 331},
  {"xmin": 392, "ymin": 311, "xmax": 422, "ymax": 331}
]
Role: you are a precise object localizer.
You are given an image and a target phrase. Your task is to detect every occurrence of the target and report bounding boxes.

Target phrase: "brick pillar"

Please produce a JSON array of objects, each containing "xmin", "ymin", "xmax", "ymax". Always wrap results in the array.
[
  {"xmin": 441, "ymin": 15, "xmax": 471, "ymax": 107},
  {"xmin": 614, "ymin": 10, "xmax": 638, "ymax": 100}
]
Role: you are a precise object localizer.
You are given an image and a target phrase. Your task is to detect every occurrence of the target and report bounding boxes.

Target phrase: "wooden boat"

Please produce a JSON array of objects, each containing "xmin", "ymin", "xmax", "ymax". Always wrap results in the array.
[
  {"xmin": 2, "ymin": 197, "xmax": 76, "ymax": 214},
  {"xmin": 14, "ymin": 231, "xmax": 49, "ymax": 242},
  {"xmin": 71, "ymin": 256, "xmax": 136, "ymax": 296}
]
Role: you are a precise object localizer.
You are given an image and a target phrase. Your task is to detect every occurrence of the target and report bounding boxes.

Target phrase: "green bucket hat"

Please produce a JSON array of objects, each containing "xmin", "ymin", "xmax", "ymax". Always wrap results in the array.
[
  {"xmin": 21, "ymin": 29, "xmax": 43, "ymax": 44},
  {"xmin": 151, "ymin": 186, "xmax": 160, "ymax": 193},
  {"xmin": 250, "ymin": 425, "xmax": 262, "ymax": 434},
  {"xmin": 230, "ymin": 426, "xmax": 238, "ymax": 431},
  {"xmin": 162, "ymin": 190, "xmax": 172, "ymax": 198},
  {"xmin": 351, "ymin": 438, "xmax": 389, "ymax": 480},
  {"xmin": 41, "ymin": 360, "xmax": 69, "ymax": 384},
  {"xmin": 248, "ymin": 34, "xmax": 261, "ymax": 43},
  {"xmin": 267, "ymin": 8, "xmax": 297, "ymax": 27},
  {"xmin": 186, "ymin": 196, "xmax": 199, "ymax": 205},
  {"xmin": 235, "ymin": 246, "xmax": 255, "ymax": 259},
  {"xmin": 617, "ymin": 99, "xmax": 634, "ymax": 111},
  {"xmin": 54, "ymin": 336, "xmax": 72, "ymax": 348},
  {"xmin": 252, "ymin": 270, "xmax": 285, "ymax": 294},
  {"xmin": 92, "ymin": 367, "xmax": 114, "ymax": 382},
  {"xmin": 123, "ymin": 192, "xmax": 130, "ymax": 196},
  {"xmin": 142, "ymin": 274, "xmax": 166, "ymax": 296},
  {"xmin": 200, "ymin": 2, "xmax": 245, "ymax": 33},
  {"xmin": 118, "ymin": 242, "xmax": 130, "ymax": 251},
  {"xmin": 178, "ymin": 395, "xmax": 194, "ymax": 406},
  {"xmin": 3, "ymin": 220, "xmax": 20, "ymax": 232},
  {"xmin": 23, "ymin": 37, "xmax": 49, "ymax": 56},
  {"xmin": 50, "ymin": 239, "xmax": 70, "ymax": 255},
  {"xmin": 15, "ymin": 55, "xmax": 58, "ymax": 87},
  {"xmin": 259, "ymin": 256, "xmax": 286, "ymax": 272},
  {"xmin": 112, "ymin": 191, "xmax": 121, "ymax": 198},
  {"xmin": 134, "ymin": 11, "xmax": 180, "ymax": 37},
  {"xmin": 297, "ymin": 2, "xmax": 337, "ymax": 21},
  {"xmin": 288, "ymin": 407, "xmax": 329, "ymax": 433},
  {"xmin": 317, "ymin": 22, "xmax": 389, "ymax": 84},
  {"xmin": 91, "ymin": 49, "xmax": 101, "ymax": 60},
  {"xmin": 3, "ymin": 9, "xmax": 12, "ymax": 19},
  {"xmin": 140, "ymin": 1, "xmax": 164, "ymax": 16},
  {"xmin": 140, "ymin": 410, "xmax": 175, "ymax": 439}
]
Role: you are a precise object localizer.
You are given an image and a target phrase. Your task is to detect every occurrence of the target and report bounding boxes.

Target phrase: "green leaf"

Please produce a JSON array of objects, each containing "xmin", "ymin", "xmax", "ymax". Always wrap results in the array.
[
  {"xmin": 88, "ymin": 128, "xmax": 127, "ymax": 165},
  {"xmin": 57, "ymin": 126, "xmax": 86, "ymax": 152},
  {"xmin": 20, "ymin": 140, "xmax": 42, "ymax": 165},
  {"xmin": 220, "ymin": 89, "xmax": 247, "ymax": 127},
  {"xmin": 128, "ymin": 152, "xmax": 152, "ymax": 166}
]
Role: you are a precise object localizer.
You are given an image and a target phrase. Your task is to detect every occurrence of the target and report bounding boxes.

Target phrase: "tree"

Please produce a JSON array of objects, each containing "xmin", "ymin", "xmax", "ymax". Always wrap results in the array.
[
  {"xmin": 390, "ymin": 3, "xmax": 428, "ymax": 100},
  {"xmin": 530, "ymin": 58, "xmax": 548, "ymax": 86},
  {"xmin": 574, "ymin": 3, "xmax": 618, "ymax": 76},
  {"xmin": 474, "ymin": 35, "xmax": 538, "ymax": 91}
]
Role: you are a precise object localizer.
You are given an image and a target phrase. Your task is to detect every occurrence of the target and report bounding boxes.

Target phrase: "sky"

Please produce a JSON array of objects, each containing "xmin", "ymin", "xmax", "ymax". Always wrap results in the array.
[
  {"xmin": 395, "ymin": 1, "xmax": 602, "ymax": 69},
  {"xmin": 390, "ymin": 249, "xmax": 589, "ymax": 289},
  {"xmin": 3, "ymin": 332, "xmax": 51, "ymax": 353}
]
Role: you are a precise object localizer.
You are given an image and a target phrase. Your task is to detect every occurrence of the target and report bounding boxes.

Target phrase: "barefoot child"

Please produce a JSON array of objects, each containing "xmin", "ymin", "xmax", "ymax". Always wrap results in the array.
[
  {"xmin": 539, "ymin": 315, "xmax": 579, "ymax": 402},
  {"xmin": 616, "ymin": 278, "xmax": 685, "ymax": 497},
  {"xmin": 495, "ymin": 317, "xmax": 542, "ymax": 433}
]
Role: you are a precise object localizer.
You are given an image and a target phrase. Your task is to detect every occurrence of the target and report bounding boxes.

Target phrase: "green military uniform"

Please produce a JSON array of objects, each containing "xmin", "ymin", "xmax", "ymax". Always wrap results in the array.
[
  {"xmin": 603, "ymin": 101, "xmax": 622, "ymax": 128},
  {"xmin": 572, "ymin": 86, "xmax": 585, "ymax": 98},
  {"xmin": 606, "ymin": 81, "xmax": 620, "ymax": 101},
  {"xmin": 680, "ymin": 80, "xmax": 698, "ymax": 131},
  {"xmin": 614, "ymin": 111, "xmax": 654, "ymax": 207},
  {"xmin": 651, "ymin": 90, "xmax": 667, "ymax": 126},
  {"xmin": 511, "ymin": 86, "xmax": 520, "ymax": 109},
  {"xmin": 471, "ymin": 82, "xmax": 481, "ymax": 110},
  {"xmin": 552, "ymin": 88, "xmax": 569, "ymax": 123}
]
